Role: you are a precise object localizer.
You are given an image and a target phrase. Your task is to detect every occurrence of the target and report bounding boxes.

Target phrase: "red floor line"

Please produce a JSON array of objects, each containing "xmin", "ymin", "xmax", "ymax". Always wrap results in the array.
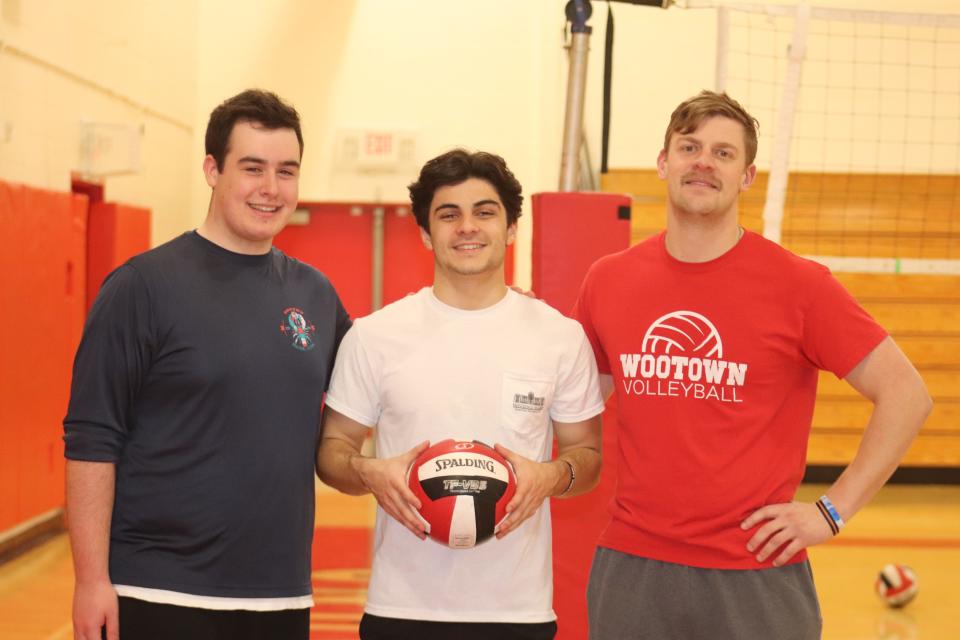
[{"xmin": 827, "ymin": 536, "xmax": 960, "ymax": 548}]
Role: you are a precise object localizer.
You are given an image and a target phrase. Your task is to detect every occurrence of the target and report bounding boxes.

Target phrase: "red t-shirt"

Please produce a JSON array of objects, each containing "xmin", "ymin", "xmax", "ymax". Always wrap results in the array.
[{"xmin": 573, "ymin": 230, "xmax": 887, "ymax": 569}]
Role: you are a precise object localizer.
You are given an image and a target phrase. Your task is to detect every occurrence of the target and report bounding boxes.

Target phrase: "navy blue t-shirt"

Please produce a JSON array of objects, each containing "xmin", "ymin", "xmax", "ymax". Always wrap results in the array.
[{"xmin": 64, "ymin": 231, "xmax": 351, "ymax": 598}]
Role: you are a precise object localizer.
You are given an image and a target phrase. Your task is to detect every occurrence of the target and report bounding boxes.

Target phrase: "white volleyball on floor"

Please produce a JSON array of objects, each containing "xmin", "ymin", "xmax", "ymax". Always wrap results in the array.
[{"xmin": 874, "ymin": 563, "xmax": 919, "ymax": 608}]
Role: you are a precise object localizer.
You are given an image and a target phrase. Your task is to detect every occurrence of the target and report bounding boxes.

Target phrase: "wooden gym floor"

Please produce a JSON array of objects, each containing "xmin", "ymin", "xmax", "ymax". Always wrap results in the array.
[{"xmin": 1, "ymin": 483, "xmax": 957, "ymax": 639}]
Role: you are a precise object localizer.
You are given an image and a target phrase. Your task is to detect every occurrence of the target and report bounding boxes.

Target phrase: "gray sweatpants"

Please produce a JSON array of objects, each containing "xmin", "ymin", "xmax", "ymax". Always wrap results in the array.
[{"xmin": 587, "ymin": 547, "xmax": 822, "ymax": 640}]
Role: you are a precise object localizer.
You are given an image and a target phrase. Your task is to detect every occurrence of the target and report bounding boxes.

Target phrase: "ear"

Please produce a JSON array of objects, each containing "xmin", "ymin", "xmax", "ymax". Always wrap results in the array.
[
  {"xmin": 740, "ymin": 164, "xmax": 757, "ymax": 192},
  {"xmin": 419, "ymin": 226, "xmax": 433, "ymax": 251},
  {"xmin": 656, "ymin": 149, "xmax": 668, "ymax": 180},
  {"xmin": 203, "ymin": 155, "xmax": 220, "ymax": 188},
  {"xmin": 506, "ymin": 222, "xmax": 517, "ymax": 246}
]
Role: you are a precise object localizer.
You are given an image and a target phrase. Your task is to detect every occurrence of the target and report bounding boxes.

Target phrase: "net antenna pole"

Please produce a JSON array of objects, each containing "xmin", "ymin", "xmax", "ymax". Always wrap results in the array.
[
  {"xmin": 762, "ymin": 2, "xmax": 810, "ymax": 244},
  {"xmin": 559, "ymin": 0, "xmax": 593, "ymax": 192}
]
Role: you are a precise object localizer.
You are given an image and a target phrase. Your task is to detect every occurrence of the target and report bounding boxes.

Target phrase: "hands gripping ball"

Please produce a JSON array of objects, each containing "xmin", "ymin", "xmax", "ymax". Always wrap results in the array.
[
  {"xmin": 875, "ymin": 563, "xmax": 919, "ymax": 607},
  {"xmin": 407, "ymin": 439, "xmax": 517, "ymax": 549}
]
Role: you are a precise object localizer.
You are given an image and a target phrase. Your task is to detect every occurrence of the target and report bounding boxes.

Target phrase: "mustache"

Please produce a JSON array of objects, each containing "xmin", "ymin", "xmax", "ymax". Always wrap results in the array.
[{"xmin": 681, "ymin": 174, "xmax": 720, "ymax": 189}]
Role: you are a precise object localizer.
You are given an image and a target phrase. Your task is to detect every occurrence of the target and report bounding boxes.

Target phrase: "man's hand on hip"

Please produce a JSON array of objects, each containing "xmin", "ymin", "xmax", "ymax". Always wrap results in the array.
[{"xmin": 741, "ymin": 501, "xmax": 835, "ymax": 567}]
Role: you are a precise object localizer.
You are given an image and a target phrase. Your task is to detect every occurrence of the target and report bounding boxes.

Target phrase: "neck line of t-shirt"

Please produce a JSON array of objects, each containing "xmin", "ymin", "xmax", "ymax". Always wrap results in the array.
[
  {"xmin": 426, "ymin": 286, "xmax": 516, "ymax": 317},
  {"xmin": 657, "ymin": 228, "xmax": 751, "ymax": 273},
  {"xmin": 188, "ymin": 230, "xmax": 275, "ymax": 266}
]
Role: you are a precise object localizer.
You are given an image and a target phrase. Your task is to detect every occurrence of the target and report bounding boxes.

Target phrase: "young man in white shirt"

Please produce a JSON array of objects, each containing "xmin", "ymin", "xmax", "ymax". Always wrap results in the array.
[{"xmin": 317, "ymin": 149, "xmax": 605, "ymax": 640}]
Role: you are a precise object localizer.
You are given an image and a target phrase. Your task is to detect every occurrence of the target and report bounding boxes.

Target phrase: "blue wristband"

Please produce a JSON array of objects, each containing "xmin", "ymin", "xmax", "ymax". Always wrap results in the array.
[{"xmin": 818, "ymin": 495, "xmax": 845, "ymax": 531}]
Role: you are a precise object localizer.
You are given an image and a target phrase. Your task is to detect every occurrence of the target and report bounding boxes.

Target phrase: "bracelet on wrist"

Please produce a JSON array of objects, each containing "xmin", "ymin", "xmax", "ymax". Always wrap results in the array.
[
  {"xmin": 815, "ymin": 495, "xmax": 844, "ymax": 535},
  {"xmin": 557, "ymin": 459, "xmax": 576, "ymax": 497}
]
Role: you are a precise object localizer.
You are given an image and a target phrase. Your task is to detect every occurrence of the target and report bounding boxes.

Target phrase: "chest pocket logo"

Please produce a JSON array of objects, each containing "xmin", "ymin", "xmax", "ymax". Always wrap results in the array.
[
  {"xmin": 512, "ymin": 390, "xmax": 546, "ymax": 413},
  {"xmin": 501, "ymin": 373, "xmax": 556, "ymax": 444}
]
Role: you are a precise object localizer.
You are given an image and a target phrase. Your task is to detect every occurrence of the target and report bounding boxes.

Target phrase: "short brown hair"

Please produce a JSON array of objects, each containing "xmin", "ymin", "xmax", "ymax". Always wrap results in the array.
[
  {"xmin": 205, "ymin": 89, "xmax": 303, "ymax": 171},
  {"xmin": 408, "ymin": 149, "xmax": 523, "ymax": 231},
  {"xmin": 664, "ymin": 91, "xmax": 759, "ymax": 165}
]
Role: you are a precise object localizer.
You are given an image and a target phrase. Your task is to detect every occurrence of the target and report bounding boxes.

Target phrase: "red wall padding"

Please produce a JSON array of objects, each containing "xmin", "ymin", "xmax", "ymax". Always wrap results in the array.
[
  {"xmin": 274, "ymin": 202, "xmax": 514, "ymax": 318},
  {"xmin": 380, "ymin": 207, "xmax": 439, "ymax": 310},
  {"xmin": 86, "ymin": 202, "xmax": 151, "ymax": 312},
  {"xmin": 531, "ymin": 192, "xmax": 632, "ymax": 315},
  {"xmin": 0, "ymin": 180, "xmax": 87, "ymax": 533},
  {"xmin": 274, "ymin": 203, "xmax": 375, "ymax": 318},
  {"xmin": 531, "ymin": 191, "xmax": 631, "ymax": 640}
]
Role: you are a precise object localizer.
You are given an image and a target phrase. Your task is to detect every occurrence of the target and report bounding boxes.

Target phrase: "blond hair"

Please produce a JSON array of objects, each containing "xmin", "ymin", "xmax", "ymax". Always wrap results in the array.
[{"xmin": 664, "ymin": 91, "xmax": 759, "ymax": 165}]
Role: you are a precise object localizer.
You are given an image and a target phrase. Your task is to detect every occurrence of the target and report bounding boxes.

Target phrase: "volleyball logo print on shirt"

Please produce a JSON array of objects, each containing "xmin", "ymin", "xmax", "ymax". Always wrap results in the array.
[
  {"xmin": 619, "ymin": 310, "xmax": 747, "ymax": 403},
  {"xmin": 642, "ymin": 311, "xmax": 723, "ymax": 359}
]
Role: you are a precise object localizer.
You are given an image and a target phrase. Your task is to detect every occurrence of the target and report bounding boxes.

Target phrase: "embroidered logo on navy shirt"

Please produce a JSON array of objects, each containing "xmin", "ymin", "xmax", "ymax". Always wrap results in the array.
[{"xmin": 280, "ymin": 307, "xmax": 316, "ymax": 351}]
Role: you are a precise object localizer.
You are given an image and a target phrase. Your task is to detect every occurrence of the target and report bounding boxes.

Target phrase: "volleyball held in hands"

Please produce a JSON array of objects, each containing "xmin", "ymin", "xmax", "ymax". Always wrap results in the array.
[{"xmin": 407, "ymin": 439, "xmax": 517, "ymax": 549}]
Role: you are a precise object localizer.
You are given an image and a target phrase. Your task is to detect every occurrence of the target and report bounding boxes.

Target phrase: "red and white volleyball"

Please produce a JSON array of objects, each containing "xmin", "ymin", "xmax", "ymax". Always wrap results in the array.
[
  {"xmin": 407, "ymin": 439, "xmax": 516, "ymax": 549},
  {"xmin": 875, "ymin": 563, "xmax": 919, "ymax": 607},
  {"xmin": 642, "ymin": 310, "xmax": 723, "ymax": 358}
]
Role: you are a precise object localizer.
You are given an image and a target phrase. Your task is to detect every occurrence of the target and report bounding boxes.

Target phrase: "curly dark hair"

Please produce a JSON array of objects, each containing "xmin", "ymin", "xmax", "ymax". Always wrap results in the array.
[{"xmin": 408, "ymin": 149, "xmax": 523, "ymax": 231}]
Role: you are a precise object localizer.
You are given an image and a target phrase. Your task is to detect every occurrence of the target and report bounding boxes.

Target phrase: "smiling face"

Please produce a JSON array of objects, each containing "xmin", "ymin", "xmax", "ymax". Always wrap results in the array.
[
  {"xmin": 657, "ymin": 115, "xmax": 757, "ymax": 223},
  {"xmin": 201, "ymin": 120, "xmax": 301, "ymax": 254},
  {"xmin": 420, "ymin": 177, "xmax": 516, "ymax": 281}
]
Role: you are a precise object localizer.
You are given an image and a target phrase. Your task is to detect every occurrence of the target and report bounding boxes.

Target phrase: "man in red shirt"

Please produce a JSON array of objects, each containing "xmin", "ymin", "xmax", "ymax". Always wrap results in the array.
[{"xmin": 574, "ymin": 90, "xmax": 932, "ymax": 639}]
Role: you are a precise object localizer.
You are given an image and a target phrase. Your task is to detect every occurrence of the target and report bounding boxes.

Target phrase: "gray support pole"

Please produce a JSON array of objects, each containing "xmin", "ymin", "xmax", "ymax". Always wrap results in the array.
[
  {"xmin": 371, "ymin": 206, "xmax": 385, "ymax": 311},
  {"xmin": 559, "ymin": 31, "xmax": 591, "ymax": 191}
]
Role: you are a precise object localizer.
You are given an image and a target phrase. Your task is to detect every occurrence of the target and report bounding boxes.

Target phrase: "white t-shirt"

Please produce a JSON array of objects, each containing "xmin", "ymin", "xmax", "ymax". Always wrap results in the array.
[{"xmin": 325, "ymin": 288, "xmax": 604, "ymax": 623}]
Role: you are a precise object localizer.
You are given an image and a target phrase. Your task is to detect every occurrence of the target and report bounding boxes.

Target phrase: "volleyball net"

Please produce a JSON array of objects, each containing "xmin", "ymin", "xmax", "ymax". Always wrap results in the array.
[{"xmin": 689, "ymin": 2, "xmax": 960, "ymax": 274}]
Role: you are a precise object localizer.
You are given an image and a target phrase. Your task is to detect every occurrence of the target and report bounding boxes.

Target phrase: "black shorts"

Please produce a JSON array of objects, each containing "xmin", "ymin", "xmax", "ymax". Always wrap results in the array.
[
  {"xmin": 116, "ymin": 596, "xmax": 309, "ymax": 640},
  {"xmin": 359, "ymin": 612, "xmax": 557, "ymax": 640}
]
